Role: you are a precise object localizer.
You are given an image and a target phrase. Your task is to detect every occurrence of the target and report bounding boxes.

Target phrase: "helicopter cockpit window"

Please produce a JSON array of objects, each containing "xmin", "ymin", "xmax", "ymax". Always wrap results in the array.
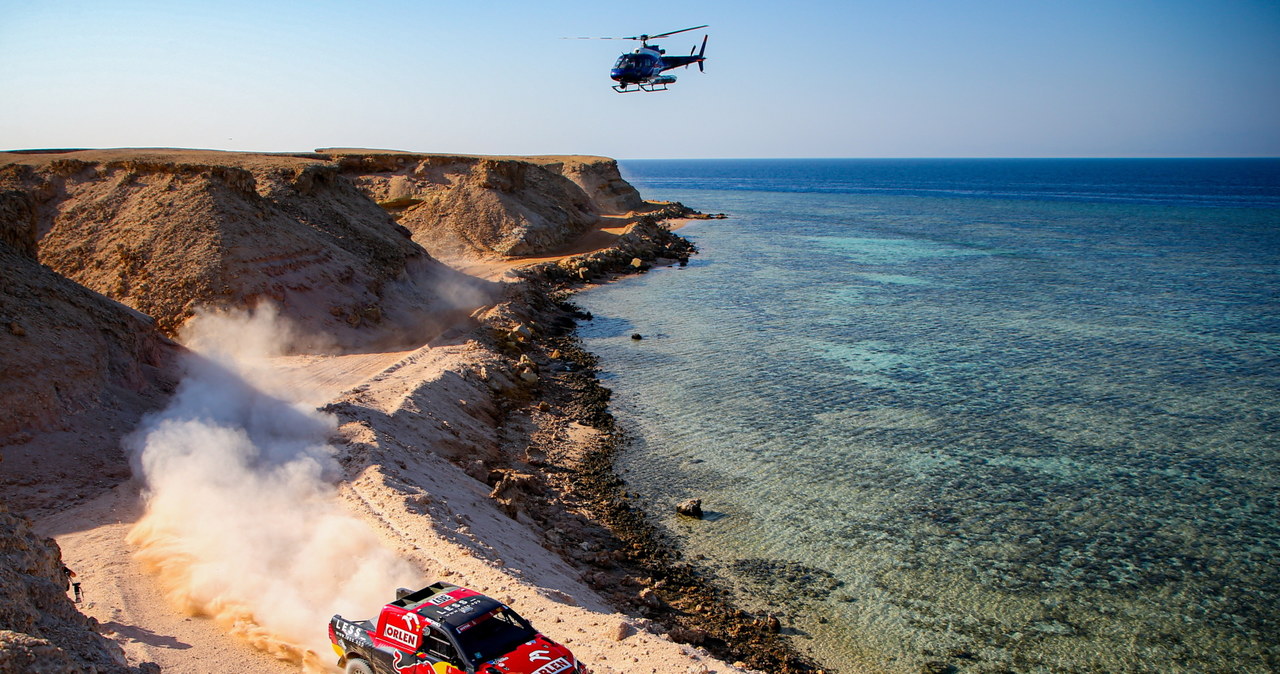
[{"xmin": 614, "ymin": 54, "xmax": 645, "ymax": 69}]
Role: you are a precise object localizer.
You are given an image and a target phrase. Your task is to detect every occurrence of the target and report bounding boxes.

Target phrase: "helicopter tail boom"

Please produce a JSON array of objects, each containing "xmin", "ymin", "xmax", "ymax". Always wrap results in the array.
[{"xmin": 658, "ymin": 34, "xmax": 708, "ymax": 74}]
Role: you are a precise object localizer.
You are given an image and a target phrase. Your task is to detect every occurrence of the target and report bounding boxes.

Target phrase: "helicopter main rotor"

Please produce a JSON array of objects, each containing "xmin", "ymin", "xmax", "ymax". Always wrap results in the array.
[{"xmin": 565, "ymin": 24, "xmax": 708, "ymax": 47}]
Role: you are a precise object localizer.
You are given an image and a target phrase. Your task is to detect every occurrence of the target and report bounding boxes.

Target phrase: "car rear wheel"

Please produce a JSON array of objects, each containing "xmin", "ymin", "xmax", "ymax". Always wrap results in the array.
[{"xmin": 345, "ymin": 659, "xmax": 374, "ymax": 674}]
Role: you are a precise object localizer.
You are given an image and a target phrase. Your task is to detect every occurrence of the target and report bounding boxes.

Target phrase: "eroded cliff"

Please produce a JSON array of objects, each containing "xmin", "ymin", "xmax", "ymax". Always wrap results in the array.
[
  {"xmin": 0, "ymin": 150, "xmax": 647, "ymax": 348},
  {"xmin": 0, "ymin": 150, "xmax": 495, "ymax": 348},
  {"xmin": 322, "ymin": 149, "xmax": 648, "ymax": 260},
  {"xmin": 0, "ymin": 188, "xmax": 179, "ymax": 516}
]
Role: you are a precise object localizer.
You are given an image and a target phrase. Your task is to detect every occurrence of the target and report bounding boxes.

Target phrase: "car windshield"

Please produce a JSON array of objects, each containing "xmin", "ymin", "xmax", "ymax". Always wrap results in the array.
[{"xmin": 454, "ymin": 608, "xmax": 538, "ymax": 666}]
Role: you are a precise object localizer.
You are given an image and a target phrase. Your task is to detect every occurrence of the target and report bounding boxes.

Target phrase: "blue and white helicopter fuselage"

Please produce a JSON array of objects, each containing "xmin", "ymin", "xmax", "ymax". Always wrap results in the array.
[{"xmin": 607, "ymin": 31, "xmax": 707, "ymax": 93}]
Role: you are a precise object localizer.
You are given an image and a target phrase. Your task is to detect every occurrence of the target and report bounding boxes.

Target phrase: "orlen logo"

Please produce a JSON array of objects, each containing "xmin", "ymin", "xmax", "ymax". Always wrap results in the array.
[
  {"xmin": 384, "ymin": 624, "xmax": 417, "ymax": 648},
  {"xmin": 383, "ymin": 612, "xmax": 421, "ymax": 649},
  {"xmin": 531, "ymin": 658, "xmax": 572, "ymax": 674}
]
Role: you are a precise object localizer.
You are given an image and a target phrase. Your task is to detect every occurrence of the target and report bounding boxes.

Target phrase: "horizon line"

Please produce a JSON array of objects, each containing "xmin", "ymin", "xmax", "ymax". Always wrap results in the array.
[
  {"xmin": 4, "ymin": 147, "xmax": 1278, "ymax": 162},
  {"xmin": 620, "ymin": 156, "xmax": 1280, "ymax": 161}
]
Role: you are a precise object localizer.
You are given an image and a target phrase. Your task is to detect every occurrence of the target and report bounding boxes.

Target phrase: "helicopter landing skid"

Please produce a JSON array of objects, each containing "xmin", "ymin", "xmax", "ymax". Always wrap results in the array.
[{"xmin": 612, "ymin": 82, "xmax": 669, "ymax": 93}]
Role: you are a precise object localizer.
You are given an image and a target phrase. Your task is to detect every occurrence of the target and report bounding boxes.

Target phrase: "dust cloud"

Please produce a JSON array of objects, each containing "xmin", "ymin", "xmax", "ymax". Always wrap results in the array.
[{"xmin": 125, "ymin": 305, "xmax": 417, "ymax": 668}]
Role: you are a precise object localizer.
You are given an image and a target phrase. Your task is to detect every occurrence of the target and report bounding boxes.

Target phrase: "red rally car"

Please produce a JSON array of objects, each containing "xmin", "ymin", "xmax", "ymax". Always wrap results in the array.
[{"xmin": 329, "ymin": 583, "xmax": 589, "ymax": 674}]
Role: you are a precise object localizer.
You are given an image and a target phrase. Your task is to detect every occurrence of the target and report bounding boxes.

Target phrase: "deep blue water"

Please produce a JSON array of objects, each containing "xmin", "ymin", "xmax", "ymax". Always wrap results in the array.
[
  {"xmin": 622, "ymin": 158, "xmax": 1280, "ymax": 207},
  {"xmin": 576, "ymin": 159, "xmax": 1280, "ymax": 673}
]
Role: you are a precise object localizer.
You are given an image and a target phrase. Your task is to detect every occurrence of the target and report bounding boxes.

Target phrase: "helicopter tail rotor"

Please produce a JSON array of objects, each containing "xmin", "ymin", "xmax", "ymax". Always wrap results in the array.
[{"xmin": 698, "ymin": 34, "xmax": 707, "ymax": 72}]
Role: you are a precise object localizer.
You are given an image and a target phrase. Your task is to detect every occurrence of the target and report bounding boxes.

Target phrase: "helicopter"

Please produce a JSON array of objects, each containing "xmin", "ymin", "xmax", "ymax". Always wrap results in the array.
[{"xmin": 567, "ymin": 25, "xmax": 709, "ymax": 93}]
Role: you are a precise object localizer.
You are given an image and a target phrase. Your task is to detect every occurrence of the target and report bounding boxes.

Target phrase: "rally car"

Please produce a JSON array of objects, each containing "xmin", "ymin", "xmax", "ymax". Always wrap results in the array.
[{"xmin": 329, "ymin": 583, "xmax": 589, "ymax": 674}]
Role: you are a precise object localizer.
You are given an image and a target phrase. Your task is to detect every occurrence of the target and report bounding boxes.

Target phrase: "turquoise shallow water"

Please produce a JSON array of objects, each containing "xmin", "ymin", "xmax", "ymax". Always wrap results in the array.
[{"xmin": 577, "ymin": 160, "xmax": 1280, "ymax": 673}]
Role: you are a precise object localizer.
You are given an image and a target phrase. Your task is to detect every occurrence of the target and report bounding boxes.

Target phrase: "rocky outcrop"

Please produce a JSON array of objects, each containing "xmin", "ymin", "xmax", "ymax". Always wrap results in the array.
[
  {"xmin": 515, "ymin": 209, "xmax": 699, "ymax": 285},
  {"xmin": 321, "ymin": 150, "xmax": 648, "ymax": 260},
  {"xmin": 0, "ymin": 505, "xmax": 144, "ymax": 673},
  {"xmin": 533, "ymin": 157, "xmax": 646, "ymax": 216},
  {"xmin": 0, "ymin": 190, "xmax": 37, "ymax": 257},
  {"xmin": 0, "ymin": 150, "xmax": 495, "ymax": 348}
]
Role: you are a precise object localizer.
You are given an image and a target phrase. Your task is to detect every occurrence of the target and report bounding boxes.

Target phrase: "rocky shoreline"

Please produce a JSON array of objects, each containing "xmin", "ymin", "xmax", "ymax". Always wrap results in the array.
[{"xmin": 487, "ymin": 210, "xmax": 827, "ymax": 673}]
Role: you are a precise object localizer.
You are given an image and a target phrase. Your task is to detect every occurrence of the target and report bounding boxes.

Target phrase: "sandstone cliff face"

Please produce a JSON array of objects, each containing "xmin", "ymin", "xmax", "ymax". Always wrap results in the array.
[
  {"xmin": 536, "ymin": 156, "xmax": 646, "ymax": 216},
  {"xmin": 323, "ymin": 150, "xmax": 647, "ymax": 261},
  {"xmin": 329, "ymin": 152, "xmax": 597, "ymax": 260},
  {"xmin": 0, "ymin": 150, "xmax": 494, "ymax": 348},
  {"xmin": 0, "ymin": 505, "xmax": 142, "ymax": 673},
  {"xmin": 0, "ymin": 190, "xmax": 179, "ymax": 516}
]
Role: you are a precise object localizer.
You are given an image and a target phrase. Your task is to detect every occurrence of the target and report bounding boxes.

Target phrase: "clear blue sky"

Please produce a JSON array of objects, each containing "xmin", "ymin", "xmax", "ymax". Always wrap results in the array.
[{"xmin": 2, "ymin": 0, "xmax": 1277, "ymax": 158}]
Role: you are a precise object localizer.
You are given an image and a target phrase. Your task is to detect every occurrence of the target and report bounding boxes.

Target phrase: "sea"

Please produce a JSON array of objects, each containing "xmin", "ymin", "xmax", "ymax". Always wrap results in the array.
[{"xmin": 574, "ymin": 159, "xmax": 1280, "ymax": 673}]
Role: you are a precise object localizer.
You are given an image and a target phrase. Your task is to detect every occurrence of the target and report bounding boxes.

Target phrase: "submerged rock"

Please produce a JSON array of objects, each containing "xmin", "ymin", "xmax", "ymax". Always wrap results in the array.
[{"xmin": 676, "ymin": 498, "xmax": 704, "ymax": 518}]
